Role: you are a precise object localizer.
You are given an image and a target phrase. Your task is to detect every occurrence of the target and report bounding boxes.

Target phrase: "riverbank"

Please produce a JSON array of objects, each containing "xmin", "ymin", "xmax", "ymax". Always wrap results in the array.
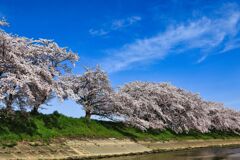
[
  {"xmin": 0, "ymin": 138, "xmax": 240, "ymax": 159},
  {"xmin": 0, "ymin": 112, "xmax": 240, "ymax": 159},
  {"xmin": 1, "ymin": 111, "xmax": 239, "ymax": 144}
]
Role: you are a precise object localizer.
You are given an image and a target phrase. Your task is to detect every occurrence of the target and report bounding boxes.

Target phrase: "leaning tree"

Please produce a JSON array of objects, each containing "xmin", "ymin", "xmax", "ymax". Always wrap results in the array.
[
  {"xmin": 115, "ymin": 81, "xmax": 240, "ymax": 133},
  {"xmin": 0, "ymin": 19, "xmax": 79, "ymax": 113},
  {"xmin": 58, "ymin": 67, "xmax": 115, "ymax": 120},
  {"xmin": 208, "ymin": 103, "xmax": 240, "ymax": 134},
  {"xmin": 24, "ymin": 39, "xmax": 79, "ymax": 114}
]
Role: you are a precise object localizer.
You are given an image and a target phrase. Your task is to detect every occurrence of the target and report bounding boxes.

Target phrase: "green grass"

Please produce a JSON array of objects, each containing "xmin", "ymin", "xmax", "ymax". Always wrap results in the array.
[{"xmin": 0, "ymin": 111, "xmax": 239, "ymax": 145}]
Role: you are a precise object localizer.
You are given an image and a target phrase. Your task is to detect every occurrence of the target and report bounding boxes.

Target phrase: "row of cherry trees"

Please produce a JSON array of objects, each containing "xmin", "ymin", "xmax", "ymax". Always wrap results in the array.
[
  {"xmin": 114, "ymin": 82, "xmax": 240, "ymax": 133},
  {"xmin": 58, "ymin": 69, "xmax": 240, "ymax": 134},
  {"xmin": 1, "ymin": 20, "xmax": 240, "ymax": 134}
]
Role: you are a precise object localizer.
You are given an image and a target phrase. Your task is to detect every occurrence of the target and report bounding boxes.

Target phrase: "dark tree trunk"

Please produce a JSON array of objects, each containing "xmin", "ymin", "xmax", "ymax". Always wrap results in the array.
[
  {"xmin": 31, "ymin": 105, "xmax": 39, "ymax": 115},
  {"xmin": 31, "ymin": 96, "xmax": 47, "ymax": 115},
  {"xmin": 85, "ymin": 110, "xmax": 91, "ymax": 121},
  {"xmin": 6, "ymin": 94, "xmax": 13, "ymax": 111}
]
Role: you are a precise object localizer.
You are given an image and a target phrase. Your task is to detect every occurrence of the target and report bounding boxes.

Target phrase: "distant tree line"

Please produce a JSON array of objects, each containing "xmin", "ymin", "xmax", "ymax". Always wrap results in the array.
[{"xmin": 1, "ymin": 20, "xmax": 240, "ymax": 134}]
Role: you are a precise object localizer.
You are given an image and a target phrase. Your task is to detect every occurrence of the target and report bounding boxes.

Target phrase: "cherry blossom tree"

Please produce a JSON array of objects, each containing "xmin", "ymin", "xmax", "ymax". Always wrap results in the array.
[
  {"xmin": 115, "ymin": 82, "xmax": 240, "ymax": 134},
  {"xmin": 0, "ymin": 20, "xmax": 79, "ymax": 113},
  {"xmin": 58, "ymin": 67, "xmax": 114, "ymax": 120},
  {"xmin": 208, "ymin": 103, "xmax": 240, "ymax": 133},
  {"xmin": 25, "ymin": 39, "xmax": 78, "ymax": 114}
]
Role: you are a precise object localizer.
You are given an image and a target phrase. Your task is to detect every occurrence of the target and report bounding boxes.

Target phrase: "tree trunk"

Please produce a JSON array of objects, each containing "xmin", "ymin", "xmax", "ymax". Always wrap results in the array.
[
  {"xmin": 31, "ymin": 96, "xmax": 47, "ymax": 115},
  {"xmin": 85, "ymin": 110, "xmax": 91, "ymax": 121},
  {"xmin": 6, "ymin": 94, "xmax": 13, "ymax": 111},
  {"xmin": 31, "ymin": 105, "xmax": 39, "ymax": 115}
]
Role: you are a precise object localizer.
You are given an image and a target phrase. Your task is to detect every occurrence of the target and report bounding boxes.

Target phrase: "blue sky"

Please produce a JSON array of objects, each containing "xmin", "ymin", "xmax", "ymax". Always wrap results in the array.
[{"xmin": 1, "ymin": 0, "xmax": 240, "ymax": 117}]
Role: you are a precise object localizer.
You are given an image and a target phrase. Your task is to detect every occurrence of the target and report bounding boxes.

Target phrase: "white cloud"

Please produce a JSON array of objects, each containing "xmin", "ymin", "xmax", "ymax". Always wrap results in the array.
[
  {"xmin": 111, "ymin": 16, "xmax": 141, "ymax": 30},
  {"xmin": 220, "ymin": 38, "xmax": 240, "ymax": 53},
  {"xmin": 89, "ymin": 16, "xmax": 141, "ymax": 36},
  {"xmin": 101, "ymin": 7, "xmax": 240, "ymax": 72},
  {"xmin": 89, "ymin": 28, "xmax": 109, "ymax": 36}
]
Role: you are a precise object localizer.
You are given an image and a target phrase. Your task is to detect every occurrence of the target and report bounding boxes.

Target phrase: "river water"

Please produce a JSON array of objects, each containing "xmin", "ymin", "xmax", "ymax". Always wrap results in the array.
[{"xmin": 101, "ymin": 146, "xmax": 240, "ymax": 160}]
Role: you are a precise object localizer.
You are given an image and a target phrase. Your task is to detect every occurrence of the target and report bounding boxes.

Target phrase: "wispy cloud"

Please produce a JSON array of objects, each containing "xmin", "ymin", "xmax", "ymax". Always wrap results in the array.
[
  {"xmin": 101, "ymin": 5, "xmax": 240, "ymax": 72},
  {"xmin": 111, "ymin": 16, "xmax": 141, "ymax": 30},
  {"xmin": 89, "ymin": 29, "xmax": 109, "ymax": 36},
  {"xmin": 220, "ymin": 38, "xmax": 240, "ymax": 53},
  {"xmin": 89, "ymin": 16, "xmax": 141, "ymax": 36}
]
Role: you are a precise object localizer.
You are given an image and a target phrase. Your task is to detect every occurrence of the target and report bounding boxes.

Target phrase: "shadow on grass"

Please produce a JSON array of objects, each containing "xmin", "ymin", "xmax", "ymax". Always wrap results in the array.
[{"xmin": 99, "ymin": 121, "xmax": 139, "ymax": 141}]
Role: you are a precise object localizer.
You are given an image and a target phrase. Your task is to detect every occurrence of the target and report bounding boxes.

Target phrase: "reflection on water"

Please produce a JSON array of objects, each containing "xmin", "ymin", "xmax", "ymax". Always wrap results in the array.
[{"xmin": 101, "ymin": 146, "xmax": 240, "ymax": 160}]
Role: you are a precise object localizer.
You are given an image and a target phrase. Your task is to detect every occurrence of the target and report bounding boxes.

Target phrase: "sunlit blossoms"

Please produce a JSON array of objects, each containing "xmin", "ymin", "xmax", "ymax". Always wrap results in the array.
[
  {"xmin": 208, "ymin": 104, "xmax": 240, "ymax": 133},
  {"xmin": 0, "ymin": 19, "xmax": 8, "ymax": 27},
  {"xmin": 0, "ymin": 20, "xmax": 78, "ymax": 112},
  {"xmin": 115, "ymin": 82, "xmax": 240, "ymax": 133},
  {"xmin": 58, "ymin": 67, "xmax": 115, "ymax": 119}
]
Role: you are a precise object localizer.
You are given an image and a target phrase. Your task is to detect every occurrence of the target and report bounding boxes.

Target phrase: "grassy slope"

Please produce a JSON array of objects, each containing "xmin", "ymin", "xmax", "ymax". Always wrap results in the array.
[{"xmin": 0, "ymin": 111, "xmax": 239, "ymax": 145}]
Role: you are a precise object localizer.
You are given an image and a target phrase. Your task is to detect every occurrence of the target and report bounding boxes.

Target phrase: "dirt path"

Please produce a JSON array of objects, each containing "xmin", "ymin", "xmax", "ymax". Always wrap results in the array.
[{"xmin": 0, "ymin": 138, "xmax": 240, "ymax": 160}]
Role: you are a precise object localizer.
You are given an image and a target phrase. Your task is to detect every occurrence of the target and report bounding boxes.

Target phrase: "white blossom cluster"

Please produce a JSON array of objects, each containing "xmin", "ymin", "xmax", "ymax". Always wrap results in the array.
[
  {"xmin": 58, "ymin": 67, "xmax": 115, "ymax": 119},
  {"xmin": 0, "ymin": 20, "xmax": 78, "ymax": 111},
  {"xmin": 115, "ymin": 82, "xmax": 240, "ymax": 133},
  {"xmin": 0, "ymin": 19, "xmax": 8, "ymax": 27}
]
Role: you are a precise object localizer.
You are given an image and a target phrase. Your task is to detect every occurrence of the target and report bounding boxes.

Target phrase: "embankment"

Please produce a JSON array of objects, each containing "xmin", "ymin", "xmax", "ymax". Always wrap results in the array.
[{"xmin": 0, "ymin": 138, "xmax": 240, "ymax": 160}]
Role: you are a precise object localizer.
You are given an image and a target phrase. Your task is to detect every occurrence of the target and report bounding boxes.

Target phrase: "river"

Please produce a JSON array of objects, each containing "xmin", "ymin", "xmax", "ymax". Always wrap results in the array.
[{"xmin": 100, "ymin": 146, "xmax": 240, "ymax": 160}]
